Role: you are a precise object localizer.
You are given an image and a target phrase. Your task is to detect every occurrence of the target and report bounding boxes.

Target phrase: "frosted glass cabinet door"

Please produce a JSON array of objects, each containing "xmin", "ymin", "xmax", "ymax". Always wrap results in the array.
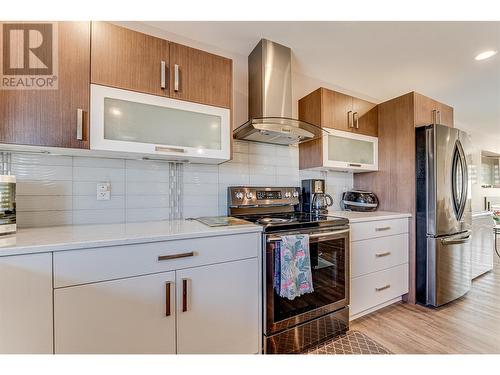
[
  {"xmin": 323, "ymin": 128, "xmax": 378, "ymax": 172},
  {"xmin": 91, "ymin": 84, "xmax": 230, "ymax": 163}
]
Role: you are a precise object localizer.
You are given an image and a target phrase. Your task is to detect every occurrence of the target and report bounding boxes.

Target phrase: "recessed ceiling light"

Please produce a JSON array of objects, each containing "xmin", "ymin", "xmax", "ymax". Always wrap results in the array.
[{"xmin": 475, "ymin": 50, "xmax": 498, "ymax": 61}]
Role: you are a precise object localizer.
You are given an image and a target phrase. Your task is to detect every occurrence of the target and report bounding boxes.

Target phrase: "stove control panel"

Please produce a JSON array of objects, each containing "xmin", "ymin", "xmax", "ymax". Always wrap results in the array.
[{"xmin": 228, "ymin": 186, "xmax": 300, "ymax": 208}]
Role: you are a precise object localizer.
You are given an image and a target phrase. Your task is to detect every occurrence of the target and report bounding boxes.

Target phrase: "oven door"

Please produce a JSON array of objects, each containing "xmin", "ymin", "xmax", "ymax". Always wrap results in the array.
[{"xmin": 264, "ymin": 226, "xmax": 350, "ymax": 335}]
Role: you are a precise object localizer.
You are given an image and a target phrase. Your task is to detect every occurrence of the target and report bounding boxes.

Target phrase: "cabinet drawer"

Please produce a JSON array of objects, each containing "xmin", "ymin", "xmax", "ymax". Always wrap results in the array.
[
  {"xmin": 351, "ymin": 234, "xmax": 409, "ymax": 278},
  {"xmin": 350, "ymin": 264, "xmax": 408, "ymax": 317},
  {"xmin": 54, "ymin": 233, "xmax": 260, "ymax": 288},
  {"xmin": 350, "ymin": 218, "xmax": 408, "ymax": 241}
]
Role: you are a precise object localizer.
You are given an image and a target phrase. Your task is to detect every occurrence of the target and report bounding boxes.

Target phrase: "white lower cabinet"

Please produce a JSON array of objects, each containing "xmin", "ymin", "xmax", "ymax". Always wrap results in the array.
[
  {"xmin": 349, "ymin": 218, "xmax": 410, "ymax": 320},
  {"xmin": 53, "ymin": 243, "xmax": 260, "ymax": 354},
  {"xmin": 54, "ymin": 271, "xmax": 177, "ymax": 354},
  {"xmin": 176, "ymin": 258, "xmax": 259, "ymax": 354},
  {"xmin": 0, "ymin": 253, "xmax": 53, "ymax": 354}
]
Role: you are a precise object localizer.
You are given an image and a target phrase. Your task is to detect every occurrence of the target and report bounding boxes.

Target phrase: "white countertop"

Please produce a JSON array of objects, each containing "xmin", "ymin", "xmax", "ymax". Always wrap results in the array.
[
  {"xmin": 329, "ymin": 210, "xmax": 412, "ymax": 223},
  {"xmin": 0, "ymin": 220, "xmax": 262, "ymax": 257}
]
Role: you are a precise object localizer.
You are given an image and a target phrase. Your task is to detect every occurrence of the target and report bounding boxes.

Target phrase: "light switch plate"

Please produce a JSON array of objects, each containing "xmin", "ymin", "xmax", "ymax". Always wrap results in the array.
[{"xmin": 97, "ymin": 183, "xmax": 111, "ymax": 201}]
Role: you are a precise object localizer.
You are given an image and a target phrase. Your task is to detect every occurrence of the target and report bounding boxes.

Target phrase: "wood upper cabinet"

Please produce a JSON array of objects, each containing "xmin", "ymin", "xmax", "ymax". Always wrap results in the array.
[
  {"xmin": 169, "ymin": 43, "xmax": 232, "ymax": 108},
  {"xmin": 0, "ymin": 22, "xmax": 90, "ymax": 148},
  {"xmin": 299, "ymin": 87, "xmax": 378, "ymax": 136},
  {"xmin": 413, "ymin": 92, "xmax": 453, "ymax": 127},
  {"xmin": 91, "ymin": 22, "xmax": 169, "ymax": 97}
]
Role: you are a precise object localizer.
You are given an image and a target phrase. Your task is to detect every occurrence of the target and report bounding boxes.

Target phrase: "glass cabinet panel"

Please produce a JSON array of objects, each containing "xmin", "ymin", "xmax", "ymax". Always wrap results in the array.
[
  {"xmin": 104, "ymin": 98, "xmax": 222, "ymax": 150},
  {"xmin": 327, "ymin": 135, "xmax": 375, "ymax": 165}
]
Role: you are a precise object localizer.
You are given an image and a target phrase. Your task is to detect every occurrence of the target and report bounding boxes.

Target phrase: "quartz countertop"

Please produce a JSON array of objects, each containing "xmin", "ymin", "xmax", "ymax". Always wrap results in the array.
[
  {"xmin": 328, "ymin": 210, "xmax": 412, "ymax": 223},
  {"xmin": 0, "ymin": 219, "xmax": 262, "ymax": 257}
]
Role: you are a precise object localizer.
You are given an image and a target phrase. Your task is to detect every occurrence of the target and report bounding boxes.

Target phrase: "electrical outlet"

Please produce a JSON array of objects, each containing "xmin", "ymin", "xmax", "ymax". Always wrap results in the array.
[{"xmin": 96, "ymin": 183, "xmax": 111, "ymax": 201}]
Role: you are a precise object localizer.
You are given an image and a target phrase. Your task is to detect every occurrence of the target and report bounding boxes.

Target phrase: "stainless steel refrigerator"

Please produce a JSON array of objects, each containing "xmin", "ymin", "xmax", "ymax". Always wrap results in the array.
[{"xmin": 416, "ymin": 123, "xmax": 472, "ymax": 307}]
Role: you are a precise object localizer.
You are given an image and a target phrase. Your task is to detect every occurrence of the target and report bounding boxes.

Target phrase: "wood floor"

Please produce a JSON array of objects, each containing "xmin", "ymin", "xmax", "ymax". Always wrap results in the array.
[{"xmin": 351, "ymin": 257, "xmax": 500, "ymax": 354}]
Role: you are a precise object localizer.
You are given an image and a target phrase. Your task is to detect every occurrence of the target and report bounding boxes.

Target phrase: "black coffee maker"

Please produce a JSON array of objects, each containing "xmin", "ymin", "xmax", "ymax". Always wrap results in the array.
[{"xmin": 301, "ymin": 179, "xmax": 333, "ymax": 215}]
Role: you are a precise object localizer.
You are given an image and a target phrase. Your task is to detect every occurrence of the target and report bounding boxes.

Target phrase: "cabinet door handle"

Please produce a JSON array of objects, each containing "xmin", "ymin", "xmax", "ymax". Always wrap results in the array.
[
  {"xmin": 158, "ymin": 251, "xmax": 195, "ymax": 261},
  {"xmin": 375, "ymin": 284, "xmax": 391, "ymax": 292},
  {"xmin": 182, "ymin": 278, "xmax": 189, "ymax": 312},
  {"xmin": 375, "ymin": 226, "xmax": 391, "ymax": 232},
  {"xmin": 375, "ymin": 251, "xmax": 391, "ymax": 257},
  {"xmin": 165, "ymin": 281, "xmax": 172, "ymax": 316},
  {"xmin": 155, "ymin": 146, "xmax": 187, "ymax": 154},
  {"xmin": 347, "ymin": 111, "xmax": 353, "ymax": 128},
  {"xmin": 437, "ymin": 110, "xmax": 442, "ymax": 124},
  {"xmin": 174, "ymin": 64, "xmax": 180, "ymax": 92},
  {"xmin": 160, "ymin": 61, "xmax": 166, "ymax": 89},
  {"xmin": 432, "ymin": 109, "xmax": 437, "ymax": 125},
  {"xmin": 76, "ymin": 108, "xmax": 83, "ymax": 141},
  {"xmin": 349, "ymin": 163, "xmax": 362, "ymax": 167},
  {"xmin": 353, "ymin": 112, "xmax": 359, "ymax": 128}
]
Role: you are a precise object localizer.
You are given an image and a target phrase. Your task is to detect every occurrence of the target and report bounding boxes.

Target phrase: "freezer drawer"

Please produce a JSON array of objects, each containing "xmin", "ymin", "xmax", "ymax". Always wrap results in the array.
[{"xmin": 427, "ymin": 232, "xmax": 472, "ymax": 307}]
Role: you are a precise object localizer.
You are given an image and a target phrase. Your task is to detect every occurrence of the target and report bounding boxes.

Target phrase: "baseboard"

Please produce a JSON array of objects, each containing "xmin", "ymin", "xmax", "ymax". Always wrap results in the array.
[{"xmin": 349, "ymin": 296, "xmax": 402, "ymax": 321}]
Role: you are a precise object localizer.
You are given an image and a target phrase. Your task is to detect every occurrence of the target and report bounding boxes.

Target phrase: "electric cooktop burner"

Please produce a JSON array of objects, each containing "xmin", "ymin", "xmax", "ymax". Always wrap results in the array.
[{"xmin": 239, "ymin": 212, "xmax": 348, "ymax": 232}]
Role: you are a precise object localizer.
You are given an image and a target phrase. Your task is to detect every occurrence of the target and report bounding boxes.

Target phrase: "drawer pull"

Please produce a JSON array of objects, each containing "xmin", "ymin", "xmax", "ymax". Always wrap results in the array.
[
  {"xmin": 375, "ymin": 284, "xmax": 391, "ymax": 292},
  {"xmin": 158, "ymin": 251, "xmax": 195, "ymax": 261},
  {"xmin": 165, "ymin": 282, "xmax": 172, "ymax": 317},
  {"xmin": 375, "ymin": 251, "xmax": 391, "ymax": 257},
  {"xmin": 375, "ymin": 226, "xmax": 391, "ymax": 231},
  {"xmin": 182, "ymin": 278, "xmax": 189, "ymax": 312},
  {"xmin": 349, "ymin": 163, "xmax": 362, "ymax": 167}
]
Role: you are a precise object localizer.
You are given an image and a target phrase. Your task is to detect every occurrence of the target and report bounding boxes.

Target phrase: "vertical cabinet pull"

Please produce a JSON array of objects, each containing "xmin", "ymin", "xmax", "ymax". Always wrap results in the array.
[
  {"xmin": 437, "ymin": 110, "xmax": 442, "ymax": 124},
  {"xmin": 160, "ymin": 61, "xmax": 166, "ymax": 89},
  {"xmin": 353, "ymin": 112, "xmax": 359, "ymax": 129},
  {"xmin": 165, "ymin": 282, "xmax": 172, "ymax": 317},
  {"xmin": 432, "ymin": 109, "xmax": 437, "ymax": 125},
  {"xmin": 347, "ymin": 110, "xmax": 353, "ymax": 128},
  {"xmin": 182, "ymin": 278, "xmax": 188, "ymax": 312},
  {"xmin": 174, "ymin": 64, "xmax": 180, "ymax": 92},
  {"xmin": 76, "ymin": 108, "xmax": 83, "ymax": 141}
]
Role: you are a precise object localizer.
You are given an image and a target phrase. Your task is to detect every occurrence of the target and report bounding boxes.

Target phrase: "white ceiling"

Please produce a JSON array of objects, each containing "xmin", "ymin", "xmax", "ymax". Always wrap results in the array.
[{"xmin": 145, "ymin": 21, "xmax": 500, "ymax": 142}]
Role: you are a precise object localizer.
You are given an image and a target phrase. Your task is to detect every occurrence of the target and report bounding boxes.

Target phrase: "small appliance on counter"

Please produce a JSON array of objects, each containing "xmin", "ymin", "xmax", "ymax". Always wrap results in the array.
[
  {"xmin": 0, "ymin": 175, "xmax": 16, "ymax": 235},
  {"xmin": 301, "ymin": 179, "xmax": 334, "ymax": 215},
  {"xmin": 341, "ymin": 190, "xmax": 379, "ymax": 212}
]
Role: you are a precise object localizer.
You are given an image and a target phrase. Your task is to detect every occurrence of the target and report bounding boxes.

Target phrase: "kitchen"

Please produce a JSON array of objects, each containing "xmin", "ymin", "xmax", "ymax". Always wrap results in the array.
[{"xmin": 1, "ymin": 3, "xmax": 500, "ymax": 370}]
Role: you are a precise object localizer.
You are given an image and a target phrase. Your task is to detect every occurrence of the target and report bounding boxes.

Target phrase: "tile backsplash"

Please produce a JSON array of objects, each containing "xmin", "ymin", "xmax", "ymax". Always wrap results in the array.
[{"xmin": 10, "ymin": 141, "xmax": 353, "ymax": 228}]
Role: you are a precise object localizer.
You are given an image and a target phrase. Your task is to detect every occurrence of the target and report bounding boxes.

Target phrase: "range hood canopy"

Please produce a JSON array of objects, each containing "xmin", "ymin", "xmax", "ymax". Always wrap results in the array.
[{"xmin": 233, "ymin": 39, "xmax": 328, "ymax": 146}]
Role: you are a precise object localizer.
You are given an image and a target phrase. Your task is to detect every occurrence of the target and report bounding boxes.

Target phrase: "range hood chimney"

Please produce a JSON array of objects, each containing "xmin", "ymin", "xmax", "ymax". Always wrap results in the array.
[{"xmin": 233, "ymin": 39, "xmax": 327, "ymax": 146}]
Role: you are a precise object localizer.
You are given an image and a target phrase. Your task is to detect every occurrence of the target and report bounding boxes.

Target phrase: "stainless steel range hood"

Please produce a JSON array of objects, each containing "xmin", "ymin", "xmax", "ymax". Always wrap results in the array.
[{"xmin": 233, "ymin": 39, "xmax": 327, "ymax": 146}]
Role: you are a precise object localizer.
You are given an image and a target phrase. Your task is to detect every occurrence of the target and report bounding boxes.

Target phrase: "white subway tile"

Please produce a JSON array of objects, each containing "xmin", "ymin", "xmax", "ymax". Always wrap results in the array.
[
  {"xmin": 183, "ymin": 195, "xmax": 218, "ymax": 208},
  {"xmin": 126, "ymin": 181, "xmax": 169, "ymax": 195},
  {"xmin": 11, "ymin": 153, "xmax": 72, "ymax": 166},
  {"xmin": 16, "ymin": 180, "xmax": 72, "ymax": 196},
  {"xmin": 249, "ymin": 174, "xmax": 277, "ymax": 186},
  {"xmin": 184, "ymin": 205, "xmax": 218, "ymax": 218},
  {"xmin": 73, "ymin": 209, "xmax": 125, "ymax": 225},
  {"xmin": 126, "ymin": 208, "xmax": 169, "ymax": 222},
  {"xmin": 126, "ymin": 195, "xmax": 169, "ymax": 209},
  {"xmin": 126, "ymin": 168, "xmax": 169, "ymax": 183},
  {"xmin": 233, "ymin": 141, "xmax": 249, "ymax": 154},
  {"xmin": 73, "ymin": 157, "xmax": 125, "ymax": 169},
  {"xmin": 184, "ymin": 164, "xmax": 218, "ymax": 173},
  {"xmin": 183, "ymin": 171, "xmax": 218, "ymax": 184},
  {"xmin": 228, "ymin": 152, "xmax": 249, "ymax": 164},
  {"xmin": 249, "ymin": 164, "xmax": 276, "ymax": 176},
  {"xmin": 249, "ymin": 143, "xmax": 276, "ymax": 157},
  {"xmin": 73, "ymin": 181, "xmax": 125, "ymax": 196},
  {"xmin": 184, "ymin": 183, "xmax": 218, "ymax": 196},
  {"xmin": 73, "ymin": 167, "xmax": 124, "ymax": 182},
  {"xmin": 11, "ymin": 164, "xmax": 72, "ymax": 181},
  {"xmin": 16, "ymin": 196, "xmax": 73, "ymax": 212},
  {"xmin": 73, "ymin": 195, "xmax": 125, "ymax": 210},
  {"xmin": 17, "ymin": 211, "xmax": 73, "ymax": 228},
  {"xmin": 276, "ymin": 175, "xmax": 300, "ymax": 186},
  {"xmin": 125, "ymin": 159, "xmax": 171, "ymax": 171}
]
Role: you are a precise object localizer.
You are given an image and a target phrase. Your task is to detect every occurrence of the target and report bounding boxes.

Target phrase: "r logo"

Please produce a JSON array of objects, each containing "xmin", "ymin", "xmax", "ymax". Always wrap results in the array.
[
  {"xmin": 2, "ymin": 23, "xmax": 53, "ymax": 75},
  {"xmin": 1, "ymin": 22, "xmax": 58, "ymax": 89}
]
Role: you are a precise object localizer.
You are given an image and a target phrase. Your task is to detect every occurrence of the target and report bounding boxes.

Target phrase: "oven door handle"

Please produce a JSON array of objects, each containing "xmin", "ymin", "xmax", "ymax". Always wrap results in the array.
[{"xmin": 266, "ymin": 229, "xmax": 350, "ymax": 242}]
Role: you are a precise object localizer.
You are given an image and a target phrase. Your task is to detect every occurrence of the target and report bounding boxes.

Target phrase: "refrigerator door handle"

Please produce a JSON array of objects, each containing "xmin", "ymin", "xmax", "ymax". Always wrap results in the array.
[{"xmin": 440, "ymin": 231, "xmax": 472, "ymax": 245}]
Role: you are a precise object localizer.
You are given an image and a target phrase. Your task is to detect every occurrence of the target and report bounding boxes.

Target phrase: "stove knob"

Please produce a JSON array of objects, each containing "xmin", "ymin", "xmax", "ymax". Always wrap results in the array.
[
  {"xmin": 293, "ymin": 191, "xmax": 299, "ymax": 198},
  {"xmin": 245, "ymin": 192, "xmax": 254, "ymax": 199},
  {"xmin": 284, "ymin": 191, "xmax": 291, "ymax": 198},
  {"xmin": 235, "ymin": 192, "xmax": 244, "ymax": 200}
]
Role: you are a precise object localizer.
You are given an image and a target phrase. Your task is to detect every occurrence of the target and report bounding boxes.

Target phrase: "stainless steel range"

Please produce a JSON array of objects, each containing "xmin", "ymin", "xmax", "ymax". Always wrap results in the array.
[{"xmin": 228, "ymin": 186, "xmax": 350, "ymax": 354}]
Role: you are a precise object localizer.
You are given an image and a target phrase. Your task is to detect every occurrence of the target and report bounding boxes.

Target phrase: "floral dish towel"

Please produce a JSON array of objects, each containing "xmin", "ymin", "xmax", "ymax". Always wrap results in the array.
[{"xmin": 274, "ymin": 234, "xmax": 314, "ymax": 300}]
